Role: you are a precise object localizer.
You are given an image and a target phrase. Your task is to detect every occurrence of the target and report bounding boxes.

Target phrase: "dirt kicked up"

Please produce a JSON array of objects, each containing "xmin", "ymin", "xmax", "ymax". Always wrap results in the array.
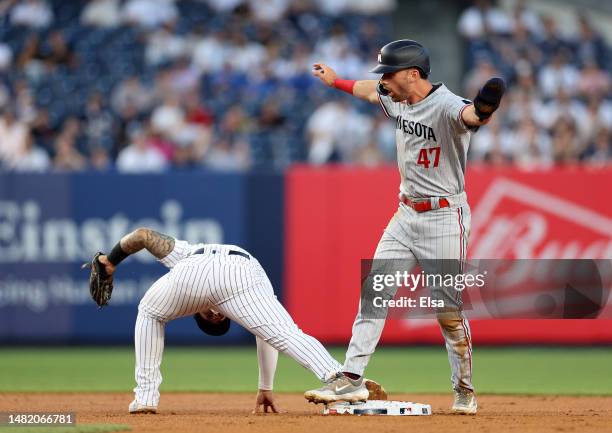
[{"xmin": 1, "ymin": 393, "xmax": 611, "ymax": 433}]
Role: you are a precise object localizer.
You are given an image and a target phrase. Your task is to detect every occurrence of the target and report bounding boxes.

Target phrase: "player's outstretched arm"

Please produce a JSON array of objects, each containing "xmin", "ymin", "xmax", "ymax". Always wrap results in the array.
[
  {"xmin": 462, "ymin": 77, "xmax": 506, "ymax": 127},
  {"xmin": 98, "ymin": 228, "xmax": 175, "ymax": 275},
  {"xmin": 312, "ymin": 63, "xmax": 379, "ymax": 104},
  {"xmin": 253, "ymin": 336, "xmax": 282, "ymax": 414}
]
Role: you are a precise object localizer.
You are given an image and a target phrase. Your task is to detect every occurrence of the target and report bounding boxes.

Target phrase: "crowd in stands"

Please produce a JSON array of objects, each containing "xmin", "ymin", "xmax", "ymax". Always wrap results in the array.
[
  {"xmin": 0, "ymin": 0, "xmax": 394, "ymax": 172},
  {"xmin": 0, "ymin": 0, "xmax": 610, "ymax": 173},
  {"xmin": 459, "ymin": 0, "xmax": 611, "ymax": 165}
]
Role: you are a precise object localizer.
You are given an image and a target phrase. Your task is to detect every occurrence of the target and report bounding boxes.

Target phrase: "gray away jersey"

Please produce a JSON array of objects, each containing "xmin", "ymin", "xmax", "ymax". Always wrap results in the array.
[{"xmin": 378, "ymin": 84, "xmax": 474, "ymax": 198}]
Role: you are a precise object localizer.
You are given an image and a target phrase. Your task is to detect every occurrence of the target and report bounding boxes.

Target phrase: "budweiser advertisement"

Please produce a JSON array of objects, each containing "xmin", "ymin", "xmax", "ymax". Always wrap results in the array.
[{"xmin": 285, "ymin": 165, "xmax": 612, "ymax": 344}]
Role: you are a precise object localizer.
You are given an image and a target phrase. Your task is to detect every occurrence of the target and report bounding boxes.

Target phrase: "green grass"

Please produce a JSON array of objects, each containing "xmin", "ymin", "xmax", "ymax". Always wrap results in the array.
[
  {"xmin": 0, "ymin": 347, "xmax": 610, "ymax": 395},
  {"xmin": 0, "ymin": 425, "xmax": 130, "ymax": 433}
]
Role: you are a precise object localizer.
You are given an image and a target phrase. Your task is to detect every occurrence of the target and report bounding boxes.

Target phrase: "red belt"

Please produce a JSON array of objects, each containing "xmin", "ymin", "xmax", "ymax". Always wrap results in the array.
[{"xmin": 401, "ymin": 197, "xmax": 450, "ymax": 212}]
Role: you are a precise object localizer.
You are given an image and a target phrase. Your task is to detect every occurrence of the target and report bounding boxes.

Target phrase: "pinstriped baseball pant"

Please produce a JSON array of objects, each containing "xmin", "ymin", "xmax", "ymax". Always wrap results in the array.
[
  {"xmin": 344, "ymin": 203, "xmax": 474, "ymax": 392},
  {"xmin": 134, "ymin": 249, "xmax": 341, "ymax": 407}
]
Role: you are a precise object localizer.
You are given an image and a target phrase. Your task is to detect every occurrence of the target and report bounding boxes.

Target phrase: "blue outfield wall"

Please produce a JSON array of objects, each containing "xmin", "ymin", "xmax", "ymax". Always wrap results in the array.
[{"xmin": 0, "ymin": 172, "xmax": 284, "ymax": 344}]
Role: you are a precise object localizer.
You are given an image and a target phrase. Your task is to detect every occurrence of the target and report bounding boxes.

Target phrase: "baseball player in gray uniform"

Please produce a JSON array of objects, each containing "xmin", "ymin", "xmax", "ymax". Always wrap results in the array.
[
  {"xmin": 305, "ymin": 40, "xmax": 505, "ymax": 414},
  {"xmin": 94, "ymin": 227, "xmax": 383, "ymax": 414}
]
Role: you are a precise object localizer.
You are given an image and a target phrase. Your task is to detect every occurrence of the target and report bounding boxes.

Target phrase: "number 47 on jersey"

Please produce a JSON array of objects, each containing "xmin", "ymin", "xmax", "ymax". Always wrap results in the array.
[{"xmin": 417, "ymin": 147, "xmax": 441, "ymax": 168}]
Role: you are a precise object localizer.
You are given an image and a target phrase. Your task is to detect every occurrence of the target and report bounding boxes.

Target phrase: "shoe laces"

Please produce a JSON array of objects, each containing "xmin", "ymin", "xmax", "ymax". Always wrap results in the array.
[{"xmin": 324, "ymin": 371, "xmax": 344, "ymax": 384}]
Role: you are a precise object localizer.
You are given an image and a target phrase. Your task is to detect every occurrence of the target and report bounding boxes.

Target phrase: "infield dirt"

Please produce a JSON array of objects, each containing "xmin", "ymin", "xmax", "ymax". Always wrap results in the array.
[{"xmin": 1, "ymin": 392, "xmax": 611, "ymax": 433}]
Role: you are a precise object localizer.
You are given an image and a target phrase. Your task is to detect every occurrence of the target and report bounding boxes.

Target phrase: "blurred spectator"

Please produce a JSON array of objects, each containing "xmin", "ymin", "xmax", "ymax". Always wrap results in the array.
[
  {"xmin": 80, "ymin": 0, "xmax": 121, "ymax": 28},
  {"xmin": 167, "ymin": 58, "xmax": 200, "ymax": 96},
  {"xmin": 185, "ymin": 93, "xmax": 214, "ymax": 128},
  {"xmin": 468, "ymin": 118, "xmax": 513, "ymax": 164},
  {"xmin": 271, "ymin": 42, "xmax": 312, "ymax": 80},
  {"xmin": 83, "ymin": 93, "xmax": 115, "ymax": 151},
  {"xmin": 315, "ymin": 25, "xmax": 351, "ymax": 63},
  {"xmin": 538, "ymin": 16, "xmax": 567, "ymax": 62},
  {"xmin": 312, "ymin": 0, "xmax": 395, "ymax": 15},
  {"xmin": 496, "ymin": 20, "xmax": 542, "ymax": 70},
  {"xmin": 145, "ymin": 24, "xmax": 187, "ymax": 66},
  {"xmin": 204, "ymin": 137, "xmax": 250, "ymax": 171},
  {"xmin": 373, "ymin": 114, "xmax": 396, "ymax": 162},
  {"xmin": 581, "ymin": 128, "xmax": 611, "ymax": 164},
  {"xmin": 227, "ymin": 33, "xmax": 266, "ymax": 73},
  {"xmin": 150, "ymin": 94, "xmax": 184, "ymax": 142},
  {"xmin": 205, "ymin": 0, "xmax": 244, "ymax": 13},
  {"xmin": 257, "ymin": 102, "xmax": 285, "ymax": 133},
  {"xmin": 180, "ymin": 92, "xmax": 214, "ymax": 161},
  {"xmin": 306, "ymin": 100, "xmax": 350, "ymax": 164},
  {"xmin": 53, "ymin": 133, "xmax": 87, "ymax": 171},
  {"xmin": 0, "ymin": 42, "xmax": 12, "ymax": 72},
  {"xmin": 146, "ymin": 126, "xmax": 175, "ymax": 162},
  {"xmin": 575, "ymin": 15, "xmax": 608, "ymax": 68},
  {"xmin": 457, "ymin": 0, "xmax": 513, "ymax": 40},
  {"xmin": 15, "ymin": 35, "xmax": 46, "ymax": 79},
  {"xmin": 551, "ymin": 117, "xmax": 580, "ymax": 164},
  {"xmin": 116, "ymin": 129, "xmax": 167, "ymax": 173},
  {"xmin": 15, "ymin": 31, "xmax": 77, "ymax": 80},
  {"xmin": 12, "ymin": 133, "xmax": 51, "ymax": 172},
  {"xmin": 582, "ymin": 97, "xmax": 612, "ymax": 145},
  {"xmin": 349, "ymin": 0, "xmax": 396, "ymax": 15},
  {"xmin": 111, "ymin": 76, "xmax": 154, "ymax": 115},
  {"xmin": 511, "ymin": 0, "xmax": 542, "ymax": 37},
  {"xmin": 90, "ymin": 147, "xmax": 112, "ymax": 171},
  {"xmin": 463, "ymin": 56, "xmax": 500, "ymax": 98},
  {"xmin": 0, "ymin": 108, "xmax": 29, "ymax": 167},
  {"xmin": 535, "ymin": 88, "xmax": 587, "ymax": 131},
  {"xmin": 508, "ymin": 117, "xmax": 552, "ymax": 166},
  {"xmin": 30, "ymin": 108, "xmax": 56, "ymax": 153},
  {"xmin": 10, "ymin": 0, "xmax": 53, "ymax": 29},
  {"xmin": 577, "ymin": 60, "xmax": 610, "ymax": 99},
  {"xmin": 122, "ymin": 0, "xmax": 178, "ymax": 29},
  {"xmin": 247, "ymin": 0, "xmax": 290, "ymax": 22},
  {"xmin": 538, "ymin": 51, "xmax": 579, "ymax": 98},
  {"xmin": 42, "ymin": 30, "xmax": 78, "ymax": 70},
  {"xmin": 114, "ymin": 101, "xmax": 144, "ymax": 154},
  {"xmin": 191, "ymin": 29, "xmax": 228, "ymax": 74},
  {"xmin": 218, "ymin": 106, "xmax": 252, "ymax": 138},
  {"xmin": 13, "ymin": 79, "xmax": 38, "ymax": 124}
]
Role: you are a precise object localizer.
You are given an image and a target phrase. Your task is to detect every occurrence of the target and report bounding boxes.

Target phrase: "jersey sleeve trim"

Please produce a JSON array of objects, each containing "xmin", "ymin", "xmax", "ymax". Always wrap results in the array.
[
  {"xmin": 377, "ymin": 93, "xmax": 392, "ymax": 118},
  {"xmin": 159, "ymin": 239, "xmax": 190, "ymax": 268},
  {"xmin": 458, "ymin": 102, "xmax": 472, "ymax": 131}
]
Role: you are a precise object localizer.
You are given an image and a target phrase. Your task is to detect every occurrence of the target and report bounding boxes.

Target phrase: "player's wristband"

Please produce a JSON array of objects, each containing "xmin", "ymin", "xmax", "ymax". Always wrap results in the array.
[
  {"xmin": 107, "ymin": 242, "xmax": 130, "ymax": 266},
  {"xmin": 333, "ymin": 78, "xmax": 356, "ymax": 95}
]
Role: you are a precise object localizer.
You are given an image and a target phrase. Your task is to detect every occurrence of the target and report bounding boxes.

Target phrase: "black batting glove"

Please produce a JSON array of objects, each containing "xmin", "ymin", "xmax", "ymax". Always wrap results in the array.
[{"xmin": 473, "ymin": 77, "xmax": 506, "ymax": 121}]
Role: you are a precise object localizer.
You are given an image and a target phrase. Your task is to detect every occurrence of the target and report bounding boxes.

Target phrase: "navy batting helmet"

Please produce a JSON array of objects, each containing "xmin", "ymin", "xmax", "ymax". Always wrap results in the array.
[
  {"xmin": 194, "ymin": 311, "xmax": 231, "ymax": 336},
  {"xmin": 371, "ymin": 39, "xmax": 430, "ymax": 77}
]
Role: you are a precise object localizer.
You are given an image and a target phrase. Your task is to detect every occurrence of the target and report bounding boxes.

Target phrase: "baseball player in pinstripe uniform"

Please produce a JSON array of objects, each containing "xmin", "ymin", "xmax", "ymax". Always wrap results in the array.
[
  {"xmin": 305, "ymin": 40, "xmax": 505, "ymax": 414},
  {"xmin": 94, "ymin": 227, "xmax": 384, "ymax": 414}
]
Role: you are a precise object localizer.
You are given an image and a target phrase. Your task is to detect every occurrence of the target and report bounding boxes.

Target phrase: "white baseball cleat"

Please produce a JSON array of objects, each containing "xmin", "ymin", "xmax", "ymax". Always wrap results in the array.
[
  {"xmin": 451, "ymin": 389, "xmax": 477, "ymax": 415},
  {"xmin": 129, "ymin": 400, "xmax": 157, "ymax": 414},
  {"xmin": 304, "ymin": 373, "xmax": 369, "ymax": 404}
]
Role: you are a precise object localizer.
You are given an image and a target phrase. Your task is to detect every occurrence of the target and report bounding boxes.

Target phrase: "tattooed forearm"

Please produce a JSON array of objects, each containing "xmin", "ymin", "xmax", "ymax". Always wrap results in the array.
[
  {"xmin": 120, "ymin": 228, "xmax": 175, "ymax": 259},
  {"xmin": 143, "ymin": 230, "xmax": 175, "ymax": 259}
]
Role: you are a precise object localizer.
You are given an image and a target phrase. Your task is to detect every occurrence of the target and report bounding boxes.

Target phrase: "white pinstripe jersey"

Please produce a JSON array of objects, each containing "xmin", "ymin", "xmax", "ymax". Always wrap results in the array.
[
  {"xmin": 378, "ymin": 84, "xmax": 474, "ymax": 199},
  {"xmin": 134, "ymin": 238, "xmax": 343, "ymax": 406}
]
